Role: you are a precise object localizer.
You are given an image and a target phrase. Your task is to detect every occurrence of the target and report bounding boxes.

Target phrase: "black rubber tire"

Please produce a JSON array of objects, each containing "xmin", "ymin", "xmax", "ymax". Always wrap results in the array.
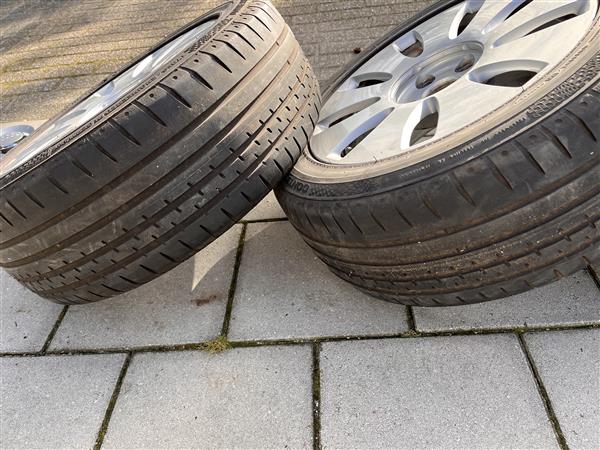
[
  {"xmin": 0, "ymin": 0, "xmax": 320, "ymax": 304},
  {"xmin": 276, "ymin": 0, "xmax": 600, "ymax": 307}
]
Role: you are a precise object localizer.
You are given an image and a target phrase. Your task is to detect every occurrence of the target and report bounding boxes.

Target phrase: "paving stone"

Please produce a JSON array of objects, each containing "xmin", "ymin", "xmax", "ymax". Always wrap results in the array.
[
  {"xmin": 242, "ymin": 191, "xmax": 287, "ymax": 222},
  {"xmin": 51, "ymin": 226, "xmax": 241, "ymax": 350},
  {"xmin": 414, "ymin": 271, "xmax": 600, "ymax": 332},
  {"xmin": 229, "ymin": 222, "xmax": 409, "ymax": 340},
  {"xmin": 524, "ymin": 329, "xmax": 600, "ymax": 450},
  {"xmin": 320, "ymin": 334, "xmax": 558, "ymax": 449},
  {"xmin": 102, "ymin": 346, "xmax": 312, "ymax": 449},
  {"xmin": 0, "ymin": 269, "xmax": 63, "ymax": 353},
  {"xmin": 1, "ymin": 353, "xmax": 126, "ymax": 449}
]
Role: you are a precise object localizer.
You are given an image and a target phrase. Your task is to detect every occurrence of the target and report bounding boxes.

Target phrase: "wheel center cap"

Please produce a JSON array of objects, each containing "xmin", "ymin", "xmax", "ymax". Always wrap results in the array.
[{"xmin": 394, "ymin": 42, "xmax": 483, "ymax": 103}]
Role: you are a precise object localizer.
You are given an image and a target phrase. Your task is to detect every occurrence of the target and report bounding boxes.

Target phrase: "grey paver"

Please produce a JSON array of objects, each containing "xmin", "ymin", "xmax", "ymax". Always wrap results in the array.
[
  {"xmin": 51, "ymin": 226, "xmax": 241, "ymax": 350},
  {"xmin": 525, "ymin": 329, "xmax": 600, "ymax": 450},
  {"xmin": 320, "ymin": 334, "xmax": 558, "ymax": 449},
  {"xmin": 102, "ymin": 346, "xmax": 312, "ymax": 449},
  {"xmin": 229, "ymin": 222, "xmax": 409, "ymax": 340},
  {"xmin": 414, "ymin": 271, "xmax": 600, "ymax": 332},
  {"xmin": 1, "ymin": 269, "xmax": 63, "ymax": 353},
  {"xmin": 242, "ymin": 191, "xmax": 287, "ymax": 222},
  {"xmin": 0, "ymin": 353, "xmax": 126, "ymax": 449}
]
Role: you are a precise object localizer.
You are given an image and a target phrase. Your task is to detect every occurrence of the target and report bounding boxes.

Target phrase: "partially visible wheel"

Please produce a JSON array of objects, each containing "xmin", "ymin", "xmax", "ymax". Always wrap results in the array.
[
  {"xmin": 277, "ymin": 0, "xmax": 600, "ymax": 306},
  {"xmin": 0, "ymin": 0, "xmax": 320, "ymax": 304}
]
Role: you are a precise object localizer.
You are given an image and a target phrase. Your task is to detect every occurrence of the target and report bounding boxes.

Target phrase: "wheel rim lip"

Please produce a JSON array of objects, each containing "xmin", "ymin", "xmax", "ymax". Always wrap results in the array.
[
  {"xmin": 0, "ymin": 17, "xmax": 218, "ymax": 179},
  {"xmin": 310, "ymin": 0, "xmax": 598, "ymax": 166}
]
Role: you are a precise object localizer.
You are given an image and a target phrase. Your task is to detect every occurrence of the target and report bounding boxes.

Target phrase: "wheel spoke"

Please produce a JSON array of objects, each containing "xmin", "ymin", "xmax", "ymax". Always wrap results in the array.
[
  {"xmin": 342, "ymin": 102, "xmax": 425, "ymax": 163},
  {"xmin": 412, "ymin": 2, "xmax": 467, "ymax": 44},
  {"xmin": 461, "ymin": 0, "xmax": 522, "ymax": 36},
  {"xmin": 480, "ymin": 12, "xmax": 589, "ymax": 70},
  {"xmin": 487, "ymin": 0, "xmax": 589, "ymax": 40},
  {"xmin": 311, "ymin": 99, "xmax": 394, "ymax": 162},
  {"xmin": 351, "ymin": 40, "xmax": 422, "ymax": 82},
  {"xmin": 319, "ymin": 82, "xmax": 390, "ymax": 127},
  {"xmin": 431, "ymin": 77, "xmax": 521, "ymax": 138}
]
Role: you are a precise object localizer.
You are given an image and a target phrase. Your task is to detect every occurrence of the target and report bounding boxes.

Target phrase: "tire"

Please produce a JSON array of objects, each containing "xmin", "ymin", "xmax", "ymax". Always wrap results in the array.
[
  {"xmin": 0, "ymin": 0, "xmax": 320, "ymax": 304},
  {"xmin": 276, "ymin": 0, "xmax": 600, "ymax": 307}
]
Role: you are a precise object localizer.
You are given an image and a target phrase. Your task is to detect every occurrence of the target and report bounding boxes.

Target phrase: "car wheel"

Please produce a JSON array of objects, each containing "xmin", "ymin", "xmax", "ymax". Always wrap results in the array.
[
  {"xmin": 277, "ymin": 0, "xmax": 599, "ymax": 306},
  {"xmin": 0, "ymin": 0, "xmax": 320, "ymax": 304}
]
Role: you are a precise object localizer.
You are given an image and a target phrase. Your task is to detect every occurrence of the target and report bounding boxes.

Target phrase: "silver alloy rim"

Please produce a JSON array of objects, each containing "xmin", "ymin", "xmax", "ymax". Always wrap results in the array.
[
  {"xmin": 311, "ymin": 0, "xmax": 597, "ymax": 165},
  {"xmin": 0, "ymin": 124, "xmax": 35, "ymax": 152},
  {"xmin": 0, "ymin": 18, "xmax": 217, "ymax": 178}
]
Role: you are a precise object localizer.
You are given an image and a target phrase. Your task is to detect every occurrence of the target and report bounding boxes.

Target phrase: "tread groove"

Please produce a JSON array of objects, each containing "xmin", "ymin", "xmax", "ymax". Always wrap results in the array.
[
  {"xmin": 233, "ymin": 21, "xmax": 265, "ymax": 41},
  {"xmin": 244, "ymin": 13, "xmax": 272, "ymax": 32},
  {"xmin": 133, "ymin": 100, "xmax": 168, "ymax": 126},
  {"xmin": 450, "ymin": 173, "xmax": 476, "ymax": 207},
  {"xmin": 87, "ymin": 136, "xmax": 118, "ymax": 162},
  {"xmin": 157, "ymin": 83, "xmax": 192, "ymax": 108},
  {"xmin": 515, "ymin": 140, "xmax": 546, "ymax": 175},
  {"xmin": 199, "ymin": 51, "xmax": 232, "ymax": 73},
  {"xmin": 6, "ymin": 199, "xmax": 27, "ymax": 219},
  {"xmin": 369, "ymin": 210, "xmax": 387, "ymax": 231},
  {"xmin": 23, "ymin": 190, "xmax": 45, "ymax": 209},
  {"xmin": 421, "ymin": 196, "xmax": 442, "ymax": 220},
  {"xmin": 319, "ymin": 215, "xmax": 332, "ymax": 236},
  {"xmin": 564, "ymin": 108, "xmax": 597, "ymax": 141},
  {"xmin": 69, "ymin": 156, "xmax": 94, "ymax": 178},
  {"xmin": 47, "ymin": 176, "xmax": 69, "ymax": 195},
  {"xmin": 253, "ymin": 4, "xmax": 276, "ymax": 22},
  {"xmin": 229, "ymin": 29, "xmax": 257, "ymax": 50},
  {"xmin": 214, "ymin": 38, "xmax": 247, "ymax": 60},
  {"xmin": 348, "ymin": 213, "xmax": 364, "ymax": 234},
  {"xmin": 394, "ymin": 206, "xmax": 414, "ymax": 228},
  {"xmin": 331, "ymin": 214, "xmax": 346, "ymax": 234},
  {"xmin": 0, "ymin": 212, "xmax": 14, "ymax": 227},
  {"xmin": 179, "ymin": 67, "xmax": 214, "ymax": 90},
  {"xmin": 108, "ymin": 118, "xmax": 142, "ymax": 146},
  {"xmin": 484, "ymin": 156, "xmax": 514, "ymax": 190},
  {"xmin": 540, "ymin": 126, "xmax": 572, "ymax": 159}
]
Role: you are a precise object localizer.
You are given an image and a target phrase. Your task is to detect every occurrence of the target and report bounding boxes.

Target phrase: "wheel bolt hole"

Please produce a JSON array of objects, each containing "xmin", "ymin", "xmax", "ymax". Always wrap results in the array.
[
  {"xmin": 416, "ymin": 74, "xmax": 435, "ymax": 89},
  {"xmin": 455, "ymin": 55, "xmax": 475, "ymax": 72}
]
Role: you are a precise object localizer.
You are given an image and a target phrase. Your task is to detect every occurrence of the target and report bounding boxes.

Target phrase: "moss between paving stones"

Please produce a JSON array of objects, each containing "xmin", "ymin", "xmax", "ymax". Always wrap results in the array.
[{"xmin": 201, "ymin": 336, "xmax": 232, "ymax": 354}]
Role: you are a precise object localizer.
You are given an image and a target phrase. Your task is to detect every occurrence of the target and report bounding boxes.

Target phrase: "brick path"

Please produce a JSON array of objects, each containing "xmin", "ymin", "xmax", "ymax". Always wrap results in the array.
[{"xmin": 1, "ymin": 1, "xmax": 600, "ymax": 449}]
